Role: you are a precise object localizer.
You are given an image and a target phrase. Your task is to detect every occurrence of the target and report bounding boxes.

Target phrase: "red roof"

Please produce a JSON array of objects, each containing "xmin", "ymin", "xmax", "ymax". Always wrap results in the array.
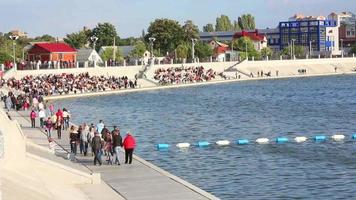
[
  {"xmin": 33, "ymin": 43, "xmax": 77, "ymax": 53},
  {"xmin": 233, "ymin": 30, "xmax": 265, "ymax": 41},
  {"xmin": 215, "ymin": 46, "xmax": 229, "ymax": 54}
]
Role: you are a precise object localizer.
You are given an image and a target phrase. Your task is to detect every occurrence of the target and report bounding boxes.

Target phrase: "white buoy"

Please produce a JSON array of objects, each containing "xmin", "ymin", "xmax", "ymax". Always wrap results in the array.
[
  {"xmin": 216, "ymin": 140, "xmax": 231, "ymax": 146},
  {"xmin": 294, "ymin": 136, "xmax": 307, "ymax": 143},
  {"xmin": 176, "ymin": 143, "xmax": 191, "ymax": 148},
  {"xmin": 256, "ymin": 138, "xmax": 269, "ymax": 144},
  {"xmin": 331, "ymin": 134, "xmax": 345, "ymax": 141}
]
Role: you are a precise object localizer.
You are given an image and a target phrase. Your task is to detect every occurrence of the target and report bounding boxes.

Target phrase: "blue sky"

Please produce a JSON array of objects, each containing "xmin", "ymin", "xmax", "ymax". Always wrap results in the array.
[{"xmin": 0, "ymin": 0, "xmax": 355, "ymax": 38}]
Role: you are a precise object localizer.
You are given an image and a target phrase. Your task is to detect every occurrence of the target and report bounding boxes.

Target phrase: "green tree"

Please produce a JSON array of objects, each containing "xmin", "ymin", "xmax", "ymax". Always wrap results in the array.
[
  {"xmin": 294, "ymin": 45, "xmax": 306, "ymax": 58},
  {"xmin": 92, "ymin": 22, "xmax": 120, "ymax": 51},
  {"xmin": 130, "ymin": 40, "xmax": 147, "ymax": 58},
  {"xmin": 145, "ymin": 18, "xmax": 184, "ymax": 56},
  {"xmin": 100, "ymin": 47, "xmax": 123, "ymax": 61},
  {"xmin": 0, "ymin": 51, "xmax": 12, "ymax": 64},
  {"xmin": 233, "ymin": 37, "xmax": 260, "ymax": 60},
  {"xmin": 203, "ymin": 23, "xmax": 214, "ymax": 32},
  {"xmin": 215, "ymin": 15, "xmax": 233, "ymax": 31},
  {"xmin": 176, "ymin": 43, "xmax": 189, "ymax": 59},
  {"xmin": 182, "ymin": 20, "xmax": 199, "ymax": 42},
  {"xmin": 195, "ymin": 42, "xmax": 213, "ymax": 59},
  {"xmin": 349, "ymin": 45, "xmax": 356, "ymax": 54},
  {"xmin": 34, "ymin": 34, "xmax": 56, "ymax": 42},
  {"xmin": 281, "ymin": 45, "xmax": 306, "ymax": 58},
  {"xmin": 261, "ymin": 47, "xmax": 273, "ymax": 58},
  {"xmin": 233, "ymin": 21, "xmax": 241, "ymax": 31},
  {"xmin": 64, "ymin": 30, "xmax": 91, "ymax": 49},
  {"xmin": 238, "ymin": 14, "xmax": 256, "ymax": 30}
]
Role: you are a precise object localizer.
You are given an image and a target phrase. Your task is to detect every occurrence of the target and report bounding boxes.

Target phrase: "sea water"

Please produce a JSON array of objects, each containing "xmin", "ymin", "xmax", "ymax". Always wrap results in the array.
[{"xmin": 55, "ymin": 75, "xmax": 356, "ymax": 199}]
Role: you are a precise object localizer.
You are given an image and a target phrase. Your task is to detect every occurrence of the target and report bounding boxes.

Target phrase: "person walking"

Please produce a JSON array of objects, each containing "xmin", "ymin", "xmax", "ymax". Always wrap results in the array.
[
  {"xmin": 112, "ymin": 128, "xmax": 122, "ymax": 165},
  {"xmin": 62, "ymin": 108, "xmax": 70, "ymax": 131},
  {"xmin": 69, "ymin": 126, "xmax": 78, "ymax": 155},
  {"xmin": 80, "ymin": 123, "xmax": 90, "ymax": 156},
  {"xmin": 38, "ymin": 109, "xmax": 46, "ymax": 128},
  {"xmin": 123, "ymin": 132, "xmax": 136, "ymax": 164},
  {"xmin": 91, "ymin": 131, "xmax": 103, "ymax": 166},
  {"xmin": 56, "ymin": 115, "xmax": 63, "ymax": 139},
  {"xmin": 30, "ymin": 110, "xmax": 37, "ymax": 128},
  {"xmin": 49, "ymin": 103, "xmax": 55, "ymax": 116},
  {"xmin": 96, "ymin": 120, "xmax": 105, "ymax": 137},
  {"xmin": 45, "ymin": 117, "xmax": 53, "ymax": 138}
]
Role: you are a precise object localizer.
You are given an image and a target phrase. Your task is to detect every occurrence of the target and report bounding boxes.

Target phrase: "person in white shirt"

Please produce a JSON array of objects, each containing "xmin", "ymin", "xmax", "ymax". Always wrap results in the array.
[
  {"xmin": 62, "ymin": 108, "xmax": 70, "ymax": 131},
  {"xmin": 38, "ymin": 109, "xmax": 46, "ymax": 128}
]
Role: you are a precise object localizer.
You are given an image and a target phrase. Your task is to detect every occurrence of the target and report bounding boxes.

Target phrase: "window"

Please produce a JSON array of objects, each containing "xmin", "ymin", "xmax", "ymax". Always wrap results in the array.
[
  {"xmin": 346, "ymin": 26, "xmax": 355, "ymax": 37},
  {"xmin": 310, "ymin": 21, "xmax": 319, "ymax": 26},
  {"xmin": 300, "ymin": 22, "xmax": 308, "ymax": 27}
]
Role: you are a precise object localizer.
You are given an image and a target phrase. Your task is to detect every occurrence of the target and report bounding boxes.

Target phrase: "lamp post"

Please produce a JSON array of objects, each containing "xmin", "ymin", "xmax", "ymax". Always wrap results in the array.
[
  {"xmin": 309, "ymin": 40, "xmax": 315, "ymax": 58},
  {"xmin": 245, "ymin": 41, "xmax": 248, "ymax": 60},
  {"xmin": 191, "ymin": 38, "xmax": 197, "ymax": 63},
  {"xmin": 291, "ymin": 39, "xmax": 296, "ymax": 59},
  {"xmin": 340, "ymin": 39, "xmax": 344, "ymax": 57},
  {"xmin": 9, "ymin": 35, "xmax": 19, "ymax": 69},
  {"xmin": 149, "ymin": 37, "xmax": 156, "ymax": 59},
  {"xmin": 90, "ymin": 36, "xmax": 98, "ymax": 67}
]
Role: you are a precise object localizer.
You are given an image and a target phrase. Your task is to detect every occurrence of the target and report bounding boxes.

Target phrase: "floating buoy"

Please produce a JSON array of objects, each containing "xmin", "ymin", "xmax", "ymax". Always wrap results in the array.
[
  {"xmin": 157, "ymin": 144, "xmax": 170, "ymax": 149},
  {"xmin": 314, "ymin": 135, "xmax": 326, "ymax": 141},
  {"xmin": 294, "ymin": 136, "xmax": 307, "ymax": 143},
  {"xmin": 197, "ymin": 141, "xmax": 210, "ymax": 147},
  {"xmin": 352, "ymin": 134, "xmax": 356, "ymax": 139},
  {"xmin": 216, "ymin": 140, "xmax": 230, "ymax": 146},
  {"xmin": 331, "ymin": 134, "xmax": 345, "ymax": 141},
  {"xmin": 237, "ymin": 139, "xmax": 249, "ymax": 145},
  {"xmin": 256, "ymin": 138, "xmax": 269, "ymax": 144},
  {"xmin": 276, "ymin": 137, "xmax": 288, "ymax": 143},
  {"xmin": 176, "ymin": 143, "xmax": 190, "ymax": 148}
]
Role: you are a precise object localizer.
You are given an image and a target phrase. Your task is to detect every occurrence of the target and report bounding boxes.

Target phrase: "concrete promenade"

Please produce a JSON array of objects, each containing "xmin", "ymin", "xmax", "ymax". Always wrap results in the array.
[{"xmin": 8, "ymin": 110, "xmax": 219, "ymax": 200}]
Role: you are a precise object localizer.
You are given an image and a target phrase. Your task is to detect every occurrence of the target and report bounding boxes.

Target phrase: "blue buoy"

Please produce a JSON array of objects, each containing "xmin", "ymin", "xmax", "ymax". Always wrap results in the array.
[
  {"xmin": 352, "ymin": 134, "xmax": 356, "ymax": 139},
  {"xmin": 314, "ymin": 135, "xmax": 326, "ymax": 141},
  {"xmin": 237, "ymin": 139, "xmax": 249, "ymax": 145},
  {"xmin": 197, "ymin": 141, "xmax": 210, "ymax": 147},
  {"xmin": 157, "ymin": 144, "xmax": 170, "ymax": 149},
  {"xmin": 276, "ymin": 137, "xmax": 288, "ymax": 143}
]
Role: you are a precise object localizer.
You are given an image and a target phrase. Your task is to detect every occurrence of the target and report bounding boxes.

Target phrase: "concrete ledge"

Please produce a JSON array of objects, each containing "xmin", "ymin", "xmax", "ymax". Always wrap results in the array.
[
  {"xmin": 26, "ymin": 141, "xmax": 55, "ymax": 154},
  {"xmin": 133, "ymin": 154, "xmax": 220, "ymax": 200},
  {"xmin": 26, "ymin": 153, "xmax": 101, "ymax": 184}
]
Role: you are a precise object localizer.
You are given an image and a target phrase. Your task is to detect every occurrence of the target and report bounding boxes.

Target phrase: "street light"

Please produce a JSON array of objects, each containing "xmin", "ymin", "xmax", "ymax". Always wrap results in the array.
[
  {"xmin": 90, "ymin": 36, "xmax": 98, "ymax": 67},
  {"xmin": 9, "ymin": 35, "xmax": 19, "ymax": 69},
  {"xmin": 149, "ymin": 37, "xmax": 156, "ymax": 59},
  {"xmin": 245, "ymin": 41, "xmax": 248, "ymax": 60},
  {"xmin": 340, "ymin": 39, "xmax": 344, "ymax": 57},
  {"xmin": 291, "ymin": 39, "xmax": 296, "ymax": 59},
  {"xmin": 90, "ymin": 36, "xmax": 99, "ymax": 51},
  {"xmin": 309, "ymin": 40, "xmax": 315, "ymax": 58},
  {"xmin": 191, "ymin": 38, "xmax": 197, "ymax": 63}
]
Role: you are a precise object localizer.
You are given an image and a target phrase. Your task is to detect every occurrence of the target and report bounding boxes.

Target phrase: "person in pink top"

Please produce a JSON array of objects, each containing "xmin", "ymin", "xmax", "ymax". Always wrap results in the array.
[
  {"xmin": 49, "ymin": 104, "xmax": 55, "ymax": 116},
  {"xmin": 123, "ymin": 132, "xmax": 136, "ymax": 164},
  {"xmin": 30, "ymin": 110, "xmax": 37, "ymax": 128}
]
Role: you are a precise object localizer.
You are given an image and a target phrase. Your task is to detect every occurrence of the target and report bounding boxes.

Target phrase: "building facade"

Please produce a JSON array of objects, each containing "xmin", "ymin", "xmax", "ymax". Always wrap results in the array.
[
  {"xmin": 27, "ymin": 43, "xmax": 77, "ymax": 62},
  {"xmin": 329, "ymin": 12, "xmax": 356, "ymax": 54},
  {"xmin": 278, "ymin": 18, "xmax": 339, "ymax": 56}
]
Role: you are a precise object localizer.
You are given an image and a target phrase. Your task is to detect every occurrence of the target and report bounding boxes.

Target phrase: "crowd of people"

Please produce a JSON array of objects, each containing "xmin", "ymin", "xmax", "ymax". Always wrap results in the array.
[
  {"xmin": 68, "ymin": 121, "xmax": 136, "ymax": 166},
  {"xmin": 6, "ymin": 72, "xmax": 137, "ymax": 96},
  {"xmin": 1, "ymin": 91, "xmax": 136, "ymax": 166},
  {"xmin": 153, "ymin": 66, "xmax": 217, "ymax": 85}
]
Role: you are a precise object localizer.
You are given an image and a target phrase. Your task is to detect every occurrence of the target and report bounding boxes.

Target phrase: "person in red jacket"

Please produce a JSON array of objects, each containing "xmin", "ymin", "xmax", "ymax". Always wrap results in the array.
[{"xmin": 123, "ymin": 132, "xmax": 136, "ymax": 164}]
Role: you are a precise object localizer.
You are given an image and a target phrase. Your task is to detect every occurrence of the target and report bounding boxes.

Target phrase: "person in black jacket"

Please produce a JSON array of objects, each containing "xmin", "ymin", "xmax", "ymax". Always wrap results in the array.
[
  {"xmin": 112, "ymin": 127, "xmax": 123, "ymax": 165},
  {"xmin": 91, "ymin": 131, "xmax": 103, "ymax": 166}
]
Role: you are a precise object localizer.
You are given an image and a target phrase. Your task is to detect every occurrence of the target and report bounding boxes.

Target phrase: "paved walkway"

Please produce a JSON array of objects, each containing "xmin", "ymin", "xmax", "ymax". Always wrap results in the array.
[{"xmin": 10, "ymin": 110, "xmax": 218, "ymax": 200}]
